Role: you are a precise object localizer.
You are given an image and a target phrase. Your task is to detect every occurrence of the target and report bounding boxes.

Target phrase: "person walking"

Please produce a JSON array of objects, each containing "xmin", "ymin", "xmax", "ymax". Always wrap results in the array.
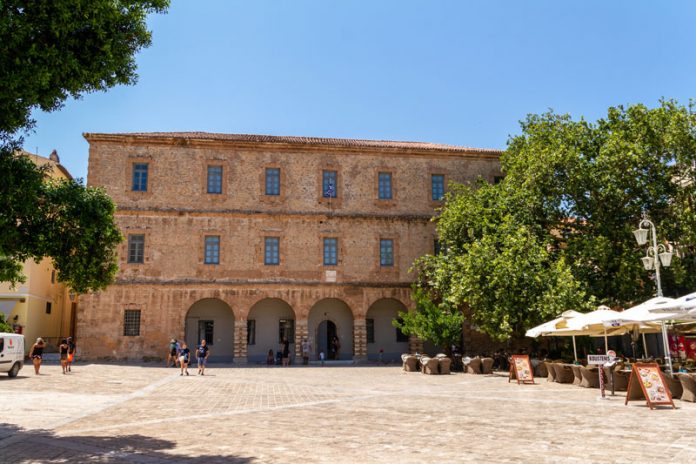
[
  {"xmin": 166, "ymin": 339, "xmax": 177, "ymax": 368},
  {"xmin": 281, "ymin": 337, "xmax": 290, "ymax": 366},
  {"xmin": 196, "ymin": 339, "xmax": 210, "ymax": 375},
  {"xmin": 59, "ymin": 339, "xmax": 69, "ymax": 374},
  {"xmin": 179, "ymin": 342, "xmax": 190, "ymax": 376},
  {"xmin": 301, "ymin": 338, "xmax": 311, "ymax": 365},
  {"xmin": 28, "ymin": 338, "xmax": 45, "ymax": 375},
  {"xmin": 66, "ymin": 337, "xmax": 76, "ymax": 372},
  {"xmin": 331, "ymin": 336, "xmax": 340, "ymax": 360}
]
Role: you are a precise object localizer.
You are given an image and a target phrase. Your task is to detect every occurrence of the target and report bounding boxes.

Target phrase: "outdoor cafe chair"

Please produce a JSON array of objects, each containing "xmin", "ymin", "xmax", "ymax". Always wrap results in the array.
[
  {"xmin": 402, "ymin": 354, "xmax": 418, "ymax": 372},
  {"xmin": 552, "ymin": 363, "xmax": 575, "ymax": 384},
  {"xmin": 420, "ymin": 356, "xmax": 439, "ymax": 375},
  {"xmin": 678, "ymin": 373, "xmax": 696, "ymax": 402},
  {"xmin": 535, "ymin": 361, "xmax": 548, "ymax": 379},
  {"xmin": 438, "ymin": 356, "xmax": 452, "ymax": 375},
  {"xmin": 544, "ymin": 361, "xmax": 557, "ymax": 382},
  {"xmin": 663, "ymin": 375, "xmax": 683, "ymax": 400},
  {"xmin": 579, "ymin": 366, "xmax": 600, "ymax": 388},
  {"xmin": 481, "ymin": 357, "xmax": 494, "ymax": 375},
  {"xmin": 466, "ymin": 357, "xmax": 482, "ymax": 374},
  {"xmin": 570, "ymin": 364, "xmax": 583, "ymax": 385}
]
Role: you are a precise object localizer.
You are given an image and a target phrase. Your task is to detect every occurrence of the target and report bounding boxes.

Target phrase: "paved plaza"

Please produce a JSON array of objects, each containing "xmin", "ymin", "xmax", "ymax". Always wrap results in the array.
[{"xmin": 1, "ymin": 362, "xmax": 695, "ymax": 463}]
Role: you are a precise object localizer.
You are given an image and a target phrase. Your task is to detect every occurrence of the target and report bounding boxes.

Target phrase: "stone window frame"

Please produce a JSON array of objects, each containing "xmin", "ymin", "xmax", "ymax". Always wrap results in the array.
[
  {"xmin": 203, "ymin": 235, "xmax": 221, "ymax": 265},
  {"xmin": 263, "ymin": 236, "xmax": 281, "ymax": 266},
  {"xmin": 317, "ymin": 164, "xmax": 343, "ymax": 208},
  {"xmin": 204, "ymin": 163, "xmax": 225, "ymax": 196},
  {"xmin": 322, "ymin": 236, "xmax": 339, "ymax": 267},
  {"xmin": 259, "ymin": 164, "xmax": 286, "ymax": 204},
  {"xmin": 127, "ymin": 234, "xmax": 145, "ymax": 264},
  {"xmin": 376, "ymin": 235, "xmax": 399, "ymax": 271},
  {"xmin": 122, "ymin": 229, "xmax": 151, "ymax": 266},
  {"xmin": 197, "ymin": 230, "xmax": 225, "ymax": 267},
  {"xmin": 123, "ymin": 307, "xmax": 141, "ymax": 337},
  {"xmin": 125, "ymin": 156, "xmax": 154, "ymax": 197},
  {"xmin": 374, "ymin": 167, "xmax": 397, "ymax": 208},
  {"xmin": 428, "ymin": 169, "xmax": 448, "ymax": 207}
]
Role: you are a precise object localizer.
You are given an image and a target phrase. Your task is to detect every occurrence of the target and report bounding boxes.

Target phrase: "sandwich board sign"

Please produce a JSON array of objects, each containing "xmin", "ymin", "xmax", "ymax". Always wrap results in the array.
[
  {"xmin": 509, "ymin": 354, "xmax": 535, "ymax": 384},
  {"xmin": 625, "ymin": 363, "xmax": 675, "ymax": 409}
]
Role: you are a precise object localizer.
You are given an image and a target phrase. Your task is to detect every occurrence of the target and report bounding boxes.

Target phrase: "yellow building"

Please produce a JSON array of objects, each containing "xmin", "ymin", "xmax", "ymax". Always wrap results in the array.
[{"xmin": 0, "ymin": 150, "xmax": 77, "ymax": 353}]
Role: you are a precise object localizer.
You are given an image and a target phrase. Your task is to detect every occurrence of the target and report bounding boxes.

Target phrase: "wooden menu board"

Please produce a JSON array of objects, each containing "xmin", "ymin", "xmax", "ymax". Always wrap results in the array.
[
  {"xmin": 625, "ymin": 363, "xmax": 675, "ymax": 409},
  {"xmin": 509, "ymin": 355, "xmax": 535, "ymax": 384}
]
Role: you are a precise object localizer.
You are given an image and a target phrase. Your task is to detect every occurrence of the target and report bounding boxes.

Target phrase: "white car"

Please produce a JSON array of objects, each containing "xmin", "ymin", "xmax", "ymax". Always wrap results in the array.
[{"xmin": 0, "ymin": 333, "xmax": 25, "ymax": 377}]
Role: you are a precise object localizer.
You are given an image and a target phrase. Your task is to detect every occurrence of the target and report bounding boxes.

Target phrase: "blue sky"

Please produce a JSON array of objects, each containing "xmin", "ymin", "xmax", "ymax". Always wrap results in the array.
[{"xmin": 21, "ymin": 1, "xmax": 696, "ymax": 180}]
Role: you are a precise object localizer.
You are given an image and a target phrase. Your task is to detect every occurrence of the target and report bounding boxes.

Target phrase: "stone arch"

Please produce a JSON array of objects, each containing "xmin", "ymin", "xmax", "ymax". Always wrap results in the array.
[
  {"xmin": 184, "ymin": 298, "xmax": 235, "ymax": 362},
  {"xmin": 307, "ymin": 298, "xmax": 353, "ymax": 361},
  {"xmin": 246, "ymin": 298, "xmax": 295, "ymax": 363},
  {"xmin": 365, "ymin": 298, "xmax": 410, "ymax": 362}
]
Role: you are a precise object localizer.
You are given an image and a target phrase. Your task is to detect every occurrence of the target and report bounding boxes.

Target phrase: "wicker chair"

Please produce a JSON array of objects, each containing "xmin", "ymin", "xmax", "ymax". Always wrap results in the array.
[
  {"xmin": 420, "ymin": 356, "xmax": 440, "ymax": 375},
  {"xmin": 678, "ymin": 373, "xmax": 696, "ymax": 402},
  {"xmin": 570, "ymin": 364, "xmax": 583, "ymax": 385},
  {"xmin": 401, "ymin": 354, "xmax": 418, "ymax": 372},
  {"xmin": 481, "ymin": 357, "xmax": 494, "ymax": 375},
  {"xmin": 579, "ymin": 366, "xmax": 600, "ymax": 388},
  {"xmin": 544, "ymin": 361, "xmax": 557, "ymax": 382},
  {"xmin": 664, "ymin": 375, "xmax": 683, "ymax": 400},
  {"xmin": 466, "ymin": 357, "xmax": 482, "ymax": 374},
  {"xmin": 536, "ymin": 361, "xmax": 548, "ymax": 379},
  {"xmin": 611, "ymin": 369, "xmax": 629, "ymax": 391},
  {"xmin": 438, "ymin": 357, "xmax": 452, "ymax": 375},
  {"xmin": 552, "ymin": 363, "xmax": 575, "ymax": 383}
]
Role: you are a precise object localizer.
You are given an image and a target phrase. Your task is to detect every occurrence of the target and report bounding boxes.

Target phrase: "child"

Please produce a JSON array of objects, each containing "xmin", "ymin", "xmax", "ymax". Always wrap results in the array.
[
  {"xmin": 179, "ymin": 342, "xmax": 190, "ymax": 376},
  {"xmin": 266, "ymin": 349, "xmax": 275, "ymax": 365}
]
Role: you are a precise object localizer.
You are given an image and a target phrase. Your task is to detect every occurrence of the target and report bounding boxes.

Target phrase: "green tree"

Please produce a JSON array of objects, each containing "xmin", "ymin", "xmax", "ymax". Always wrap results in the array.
[
  {"xmin": 416, "ymin": 100, "xmax": 696, "ymax": 341},
  {"xmin": 0, "ymin": 313, "xmax": 12, "ymax": 333},
  {"xmin": 0, "ymin": 1, "xmax": 168, "ymax": 290}
]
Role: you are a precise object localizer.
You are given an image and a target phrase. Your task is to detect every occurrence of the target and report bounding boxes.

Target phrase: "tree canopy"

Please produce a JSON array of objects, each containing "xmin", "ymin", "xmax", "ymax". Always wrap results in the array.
[
  {"xmin": 0, "ymin": 1, "xmax": 168, "ymax": 291},
  {"xmin": 411, "ymin": 100, "xmax": 696, "ymax": 342}
]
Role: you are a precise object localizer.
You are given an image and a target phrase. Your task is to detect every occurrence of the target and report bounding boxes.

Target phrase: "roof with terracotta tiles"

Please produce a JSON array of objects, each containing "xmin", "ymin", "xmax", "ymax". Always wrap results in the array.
[{"xmin": 83, "ymin": 131, "xmax": 503, "ymax": 155}]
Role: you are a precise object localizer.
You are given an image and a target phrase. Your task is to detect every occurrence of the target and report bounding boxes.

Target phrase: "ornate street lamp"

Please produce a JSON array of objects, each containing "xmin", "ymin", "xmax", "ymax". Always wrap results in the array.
[{"xmin": 633, "ymin": 214, "xmax": 675, "ymax": 375}]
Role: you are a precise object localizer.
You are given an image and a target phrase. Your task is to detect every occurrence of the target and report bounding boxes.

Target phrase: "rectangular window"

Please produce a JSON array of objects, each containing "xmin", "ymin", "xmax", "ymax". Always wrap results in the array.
[
  {"xmin": 204, "ymin": 236, "xmax": 220, "ymax": 265},
  {"xmin": 265, "ymin": 168, "xmax": 280, "ymax": 196},
  {"xmin": 322, "ymin": 170, "xmax": 337, "ymax": 198},
  {"xmin": 279, "ymin": 319, "xmax": 295, "ymax": 343},
  {"xmin": 207, "ymin": 165, "xmax": 223, "ymax": 194},
  {"xmin": 264, "ymin": 237, "xmax": 280, "ymax": 265},
  {"xmin": 378, "ymin": 172, "xmax": 392, "ymax": 200},
  {"xmin": 45, "ymin": 302, "xmax": 52, "ymax": 315},
  {"xmin": 132, "ymin": 163, "xmax": 149, "ymax": 192},
  {"xmin": 380, "ymin": 239, "xmax": 394, "ymax": 267},
  {"xmin": 198, "ymin": 320, "xmax": 214, "ymax": 345},
  {"xmin": 123, "ymin": 309, "xmax": 141, "ymax": 336},
  {"xmin": 431, "ymin": 174, "xmax": 445, "ymax": 201},
  {"xmin": 128, "ymin": 234, "xmax": 145, "ymax": 264},
  {"xmin": 247, "ymin": 320, "xmax": 256, "ymax": 345},
  {"xmin": 366, "ymin": 318, "xmax": 375, "ymax": 344},
  {"xmin": 323, "ymin": 237, "xmax": 338, "ymax": 266}
]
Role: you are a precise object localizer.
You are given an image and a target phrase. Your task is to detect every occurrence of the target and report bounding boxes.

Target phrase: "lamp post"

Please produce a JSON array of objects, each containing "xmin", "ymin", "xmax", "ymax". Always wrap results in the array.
[{"xmin": 633, "ymin": 215, "xmax": 675, "ymax": 375}]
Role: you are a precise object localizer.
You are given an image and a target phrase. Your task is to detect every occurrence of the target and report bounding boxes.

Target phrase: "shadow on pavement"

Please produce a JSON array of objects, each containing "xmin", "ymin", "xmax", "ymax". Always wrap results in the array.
[{"xmin": 0, "ymin": 423, "xmax": 254, "ymax": 463}]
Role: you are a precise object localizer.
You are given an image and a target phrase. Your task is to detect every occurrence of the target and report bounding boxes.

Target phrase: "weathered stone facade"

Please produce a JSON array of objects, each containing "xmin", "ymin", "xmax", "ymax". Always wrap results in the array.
[{"xmin": 80, "ymin": 132, "xmax": 502, "ymax": 362}]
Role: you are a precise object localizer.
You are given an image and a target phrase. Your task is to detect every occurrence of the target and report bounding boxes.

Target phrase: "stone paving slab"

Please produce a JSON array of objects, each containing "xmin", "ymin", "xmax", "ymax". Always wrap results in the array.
[{"xmin": 1, "ymin": 363, "xmax": 695, "ymax": 463}]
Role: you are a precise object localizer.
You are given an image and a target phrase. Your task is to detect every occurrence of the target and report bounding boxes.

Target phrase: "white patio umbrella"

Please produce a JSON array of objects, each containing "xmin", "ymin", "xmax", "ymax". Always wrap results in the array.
[
  {"xmin": 675, "ymin": 292, "xmax": 696, "ymax": 312},
  {"xmin": 525, "ymin": 310, "xmax": 586, "ymax": 361},
  {"xmin": 561, "ymin": 306, "xmax": 623, "ymax": 353}
]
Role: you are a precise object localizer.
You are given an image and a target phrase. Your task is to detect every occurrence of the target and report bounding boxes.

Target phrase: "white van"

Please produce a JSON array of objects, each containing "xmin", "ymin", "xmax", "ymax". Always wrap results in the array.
[{"xmin": 0, "ymin": 333, "xmax": 25, "ymax": 377}]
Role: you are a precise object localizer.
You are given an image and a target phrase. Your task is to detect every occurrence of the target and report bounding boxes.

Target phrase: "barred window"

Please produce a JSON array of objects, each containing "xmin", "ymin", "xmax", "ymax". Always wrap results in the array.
[
  {"xmin": 265, "ymin": 237, "xmax": 280, "ymax": 265},
  {"xmin": 323, "ymin": 238, "xmax": 337, "ymax": 266},
  {"xmin": 366, "ymin": 318, "xmax": 375, "ymax": 344},
  {"xmin": 132, "ymin": 163, "xmax": 149, "ymax": 192},
  {"xmin": 265, "ymin": 168, "xmax": 280, "ymax": 196},
  {"xmin": 128, "ymin": 234, "xmax": 145, "ymax": 264},
  {"xmin": 207, "ymin": 166, "xmax": 223, "ymax": 194},
  {"xmin": 204, "ymin": 236, "xmax": 220, "ymax": 265},
  {"xmin": 378, "ymin": 172, "xmax": 392, "ymax": 200},
  {"xmin": 123, "ymin": 310, "xmax": 141, "ymax": 336},
  {"xmin": 380, "ymin": 239, "xmax": 394, "ymax": 267},
  {"xmin": 431, "ymin": 174, "xmax": 445, "ymax": 201}
]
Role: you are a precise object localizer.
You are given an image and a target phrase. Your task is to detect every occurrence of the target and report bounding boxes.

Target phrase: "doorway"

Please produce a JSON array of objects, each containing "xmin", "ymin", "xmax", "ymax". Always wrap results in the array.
[{"xmin": 317, "ymin": 320, "xmax": 337, "ymax": 360}]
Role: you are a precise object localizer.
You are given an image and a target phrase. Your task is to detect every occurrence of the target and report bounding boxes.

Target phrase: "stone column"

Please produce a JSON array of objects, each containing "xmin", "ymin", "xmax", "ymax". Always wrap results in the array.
[
  {"xmin": 409, "ymin": 335, "xmax": 423, "ymax": 355},
  {"xmin": 233, "ymin": 320, "xmax": 247, "ymax": 364},
  {"xmin": 295, "ymin": 319, "xmax": 308, "ymax": 361},
  {"xmin": 353, "ymin": 317, "xmax": 367, "ymax": 362}
]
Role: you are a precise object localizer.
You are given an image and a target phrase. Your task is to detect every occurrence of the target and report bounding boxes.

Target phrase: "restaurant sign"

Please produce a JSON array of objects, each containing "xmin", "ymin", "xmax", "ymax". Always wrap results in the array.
[
  {"xmin": 509, "ymin": 355, "xmax": 535, "ymax": 385},
  {"xmin": 625, "ymin": 363, "xmax": 675, "ymax": 410}
]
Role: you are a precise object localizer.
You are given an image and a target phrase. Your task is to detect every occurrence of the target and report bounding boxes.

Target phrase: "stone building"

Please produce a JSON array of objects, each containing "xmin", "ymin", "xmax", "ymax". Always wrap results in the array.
[{"xmin": 80, "ymin": 132, "xmax": 502, "ymax": 362}]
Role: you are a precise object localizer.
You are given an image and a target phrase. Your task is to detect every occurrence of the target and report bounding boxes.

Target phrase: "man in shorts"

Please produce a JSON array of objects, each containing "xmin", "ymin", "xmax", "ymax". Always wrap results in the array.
[
  {"xmin": 167, "ymin": 339, "xmax": 178, "ymax": 368},
  {"xmin": 196, "ymin": 339, "xmax": 210, "ymax": 375}
]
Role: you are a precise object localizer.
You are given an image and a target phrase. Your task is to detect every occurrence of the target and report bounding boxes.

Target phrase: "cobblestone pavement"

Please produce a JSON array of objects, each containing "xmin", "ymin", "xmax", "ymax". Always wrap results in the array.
[{"xmin": 1, "ymin": 362, "xmax": 696, "ymax": 463}]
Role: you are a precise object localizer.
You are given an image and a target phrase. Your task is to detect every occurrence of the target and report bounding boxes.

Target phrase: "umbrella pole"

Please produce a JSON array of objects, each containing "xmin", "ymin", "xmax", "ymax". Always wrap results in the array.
[
  {"xmin": 572, "ymin": 336, "xmax": 577, "ymax": 362},
  {"xmin": 660, "ymin": 321, "xmax": 674, "ymax": 376},
  {"xmin": 642, "ymin": 333, "xmax": 648, "ymax": 359},
  {"xmin": 604, "ymin": 329, "xmax": 608, "ymax": 353}
]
